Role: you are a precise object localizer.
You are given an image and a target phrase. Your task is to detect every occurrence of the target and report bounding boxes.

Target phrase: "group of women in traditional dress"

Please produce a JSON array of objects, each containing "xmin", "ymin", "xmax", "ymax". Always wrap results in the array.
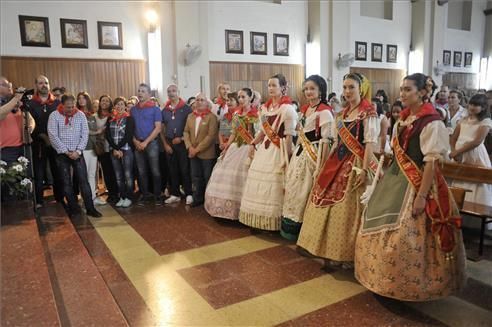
[{"xmin": 203, "ymin": 71, "xmax": 467, "ymax": 302}]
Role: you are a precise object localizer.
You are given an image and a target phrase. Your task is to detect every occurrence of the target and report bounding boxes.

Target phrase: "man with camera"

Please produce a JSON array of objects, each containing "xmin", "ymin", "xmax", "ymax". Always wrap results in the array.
[
  {"xmin": 26, "ymin": 75, "xmax": 64, "ymax": 207},
  {"xmin": 0, "ymin": 77, "xmax": 35, "ymax": 165}
]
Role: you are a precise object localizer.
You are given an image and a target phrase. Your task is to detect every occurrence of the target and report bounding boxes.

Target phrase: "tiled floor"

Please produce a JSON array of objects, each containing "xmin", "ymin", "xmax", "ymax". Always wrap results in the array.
[{"xmin": 3, "ymin": 199, "xmax": 492, "ymax": 326}]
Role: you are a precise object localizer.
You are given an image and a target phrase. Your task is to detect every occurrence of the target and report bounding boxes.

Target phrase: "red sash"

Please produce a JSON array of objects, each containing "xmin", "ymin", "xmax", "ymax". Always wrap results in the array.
[
  {"xmin": 336, "ymin": 114, "xmax": 378, "ymax": 173},
  {"xmin": 262, "ymin": 119, "xmax": 281, "ymax": 148},
  {"xmin": 236, "ymin": 124, "xmax": 254, "ymax": 144},
  {"xmin": 393, "ymin": 130, "xmax": 461, "ymax": 253}
]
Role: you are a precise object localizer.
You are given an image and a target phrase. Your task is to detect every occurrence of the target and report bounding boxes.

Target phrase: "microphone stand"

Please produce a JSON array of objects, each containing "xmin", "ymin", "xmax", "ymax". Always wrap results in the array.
[{"xmin": 20, "ymin": 101, "xmax": 40, "ymax": 221}]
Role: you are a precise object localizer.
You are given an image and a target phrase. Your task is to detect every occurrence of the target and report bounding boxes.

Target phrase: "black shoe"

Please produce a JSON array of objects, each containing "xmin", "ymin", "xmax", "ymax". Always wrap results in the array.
[
  {"xmin": 107, "ymin": 196, "xmax": 119, "ymax": 204},
  {"xmin": 190, "ymin": 201, "xmax": 203, "ymax": 208},
  {"xmin": 86, "ymin": 209, "xmax": 103, "ymax": 218},
  {"xmin": 137, "ymin": 195, "xmax": 152, "ymax": 206}
]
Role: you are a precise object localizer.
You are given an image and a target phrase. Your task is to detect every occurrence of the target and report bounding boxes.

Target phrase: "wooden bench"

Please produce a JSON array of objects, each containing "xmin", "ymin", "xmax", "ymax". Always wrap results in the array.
[{"xmin": 441, "ymin": 161, "xmax": 492, "ymax": 258}]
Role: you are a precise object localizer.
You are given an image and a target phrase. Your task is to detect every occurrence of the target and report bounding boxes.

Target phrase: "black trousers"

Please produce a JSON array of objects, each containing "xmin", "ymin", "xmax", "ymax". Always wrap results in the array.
[
  {"xmin": 32, "ymin": 142, "xmax": 64, "ymax": 204},
  {"xmin": 166, "ymin": 142, "xmax": 192, "ymax": 197},
  {"xmin": 98, "ymin": 152, "xmax": 118, "ymax": 199},
  {"xmin": 56, "ymin": 154, "xmax": 96, "ymax": 213}
]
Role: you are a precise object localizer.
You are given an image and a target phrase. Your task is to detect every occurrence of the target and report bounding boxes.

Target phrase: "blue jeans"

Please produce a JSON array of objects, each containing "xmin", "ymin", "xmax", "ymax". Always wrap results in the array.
[
  {"xmin": 56, "ymin": 154, "xmax": 95, "ymax": 213},
  {"xmin": 134, "ymin": 139, "xmax": 161, "ymax": 198},
  {"xmin": 110, "ymin": 149, "xmax": 134, "ymax": 199},
  {"xmin": 190, "ymin": 157, "xmax": 215, "ymax": 203}
]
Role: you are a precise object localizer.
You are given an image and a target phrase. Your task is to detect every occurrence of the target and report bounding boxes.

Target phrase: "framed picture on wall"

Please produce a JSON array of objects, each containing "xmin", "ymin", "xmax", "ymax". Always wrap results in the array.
[
  {"xmin": 464, "ymin": 52, "xmax": 472, "ymax": 67},
  {"xmin": 225, "ymin": 30, "xmax": 244, "ymax": 54},
  {"xmin": 18, "ymin": 15, "xmax": 50, "ymax": 47},
  {"xmin": 273, "ymin": 33, "xmax": 289, "ymax": 56},
  {"xmin": 386, "ymin": 44, "xmax": 397, "ymax": 63},
  {"xmin": 60, "ymin": 19, "xmax": 88, "ymax": 48},
  {"xmin": 443, "ymin": 50, "xmax": 451, "ymax": 66},
  {"xmin": 355, "ymin": 41, "xmax": 367, "ymax": 61},
  {"xmin": 250, "ymin": 32, "xmax": 267, "ymax": 55},
  {"xmin": 371, "ymin": 43, "xmax": 383, "ymax": 62},
  {"xmin": 97, "ymin": 21, "xmax": 123, "ymax": 49},
  {"xmin": 453, "ymin": 51, "xmax": 462, "ymax": 67}
]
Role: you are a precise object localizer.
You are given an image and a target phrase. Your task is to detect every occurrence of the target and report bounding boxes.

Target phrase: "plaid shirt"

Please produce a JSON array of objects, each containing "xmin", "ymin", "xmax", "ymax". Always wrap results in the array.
[
  {"xmin": 48, "ymin": 110, "xmax": 88, "ymax": 154},
  {"xmin": 108, "ymin": 119, "xmax": 130, "ymax": 151}
]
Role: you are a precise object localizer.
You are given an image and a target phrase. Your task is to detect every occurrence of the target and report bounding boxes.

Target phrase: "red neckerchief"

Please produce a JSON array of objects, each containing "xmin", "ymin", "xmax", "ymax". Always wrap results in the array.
[
  {"xmin": 32, "ymin": 92, "xmax": 56, "ymax": 105},
  {"xmin": 164, "ymin": 98, "xmax": 186, "ymax": 111},
  {"xmin": 137, "ymin": 100, "xmax": 156, "ymax": 109},
  {"xmin": 193, "ymin": 109, "xmax": 211, "ymax": 118},
  {"xmin": 399, "ymin": 102, "xmax": 440, "ymax": 150},
  {"xmin": 238, "ymin": 105, "xmax": 259, "ymax": 118},
  {"xmin": 216, "ymin": 97, "xmax": 226, "ymax": 108},
  {"xmin": 300, "ymin": 102, "xmax": 333, "ymax": 115},
  {"xmin": 224, "ymin": 106, "xmax": 238, "ymax": 122},
  {"xmin": 57, "ymin": 104, "xmax": 79, "ymax": 125},
  {"xmin": 264, "ymin": 96, "xmax": 293, "ymax": 109},
  {"xmin": 111, "ymin": 110, "xmax": 130, "ymax": 126},
  {"xmin": 342, "ymin": 98, "xmax": 375, "ymax": 119}
]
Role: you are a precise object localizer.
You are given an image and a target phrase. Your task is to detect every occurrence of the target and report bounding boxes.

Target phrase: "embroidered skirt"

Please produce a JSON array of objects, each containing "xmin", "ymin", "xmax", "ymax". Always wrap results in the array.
[{"xmin": 204, "ymin": 143, "xmax": 250, "ymax": 220}]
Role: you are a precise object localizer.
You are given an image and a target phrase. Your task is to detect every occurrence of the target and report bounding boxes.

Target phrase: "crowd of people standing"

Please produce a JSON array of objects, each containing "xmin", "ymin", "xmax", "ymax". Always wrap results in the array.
[{"xmin": 1, "ymin": 70, "xmax": 491, "ymax": 302}]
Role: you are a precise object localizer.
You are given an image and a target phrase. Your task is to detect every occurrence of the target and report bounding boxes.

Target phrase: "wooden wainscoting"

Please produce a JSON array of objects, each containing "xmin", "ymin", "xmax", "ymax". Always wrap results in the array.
[
  {"xmin": 1, "ymin": 56, "xmax": 147, "ymax": 100},
  {"xmin": 350, "ymin": 67, "xmax": 407, "ymax": 105},
  {"xmin": 443, "ymin": 72, "xmax": 479, "ymax": 90},
  {"xmin": 209, "ymin": 61, "xmax": 305, "ymax": 103}
]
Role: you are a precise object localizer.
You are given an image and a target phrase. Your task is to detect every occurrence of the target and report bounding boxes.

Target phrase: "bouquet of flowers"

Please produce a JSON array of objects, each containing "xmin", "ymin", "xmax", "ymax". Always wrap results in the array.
[{"xmin": 0, "ymin": 156, "xmax": 32, "ymax": 199}]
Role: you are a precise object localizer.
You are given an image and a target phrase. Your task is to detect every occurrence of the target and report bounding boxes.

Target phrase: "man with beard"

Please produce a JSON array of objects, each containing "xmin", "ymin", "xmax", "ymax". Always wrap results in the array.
[{"xmin": 26, "ymin": 75, "xmax": 64, "ymax": 208}]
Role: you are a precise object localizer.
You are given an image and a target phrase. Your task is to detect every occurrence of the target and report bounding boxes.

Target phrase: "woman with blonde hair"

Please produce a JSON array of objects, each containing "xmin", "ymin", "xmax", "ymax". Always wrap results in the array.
[{"xmin": 298, "ymin": 73, "xmax": 379, "ymax": 269}]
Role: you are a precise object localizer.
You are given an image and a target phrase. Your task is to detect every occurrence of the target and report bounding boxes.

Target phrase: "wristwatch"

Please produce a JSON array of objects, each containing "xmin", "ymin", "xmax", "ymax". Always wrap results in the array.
[{"xmin": 76, "ymin": 150, "xmax": 82, "ymax": 156}]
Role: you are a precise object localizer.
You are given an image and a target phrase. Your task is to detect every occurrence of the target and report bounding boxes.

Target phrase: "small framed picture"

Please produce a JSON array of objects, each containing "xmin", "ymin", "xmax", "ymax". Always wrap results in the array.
[
  {"xmin": 443, "ymin": 50, "xmax": 451, "ymax": 66},
  {"xmin": 453, "ymin": 51, "xmax": 462, "ymax": 67},
  {"xmin": 225, "ymin": 30, "xmax": 244, "ymax": 54},
  {"xmin": 60, "ymin": 19, "xmax": 88, "ymax": 48},
  {"xmin": 273, "ymin": 33, "xmax": 289, "ymax": 56},
  {"xmin": 464, "ymin": 52, "xmax": 472, "ymax": 67},
  {"xmin": 386, "ymin": 44, "xmax": 397, "ymax": 63},
  {"xmin": 355, "ymin": 41, "xmax": 367, "ymax": 61},
  {"xmin": 97, "ymin": 21, "xmax": 123, "ymax": 50},
  {"xmin": 18, "ymin": 15, "xmax": 50, "ymax": 47},
  {"xmin": 250, "ymin": 32, "xmax": 267, "ymax": 55},
  {"xmin": 371, "ymin": 43, "xmax": 383, "ymax": 62}
]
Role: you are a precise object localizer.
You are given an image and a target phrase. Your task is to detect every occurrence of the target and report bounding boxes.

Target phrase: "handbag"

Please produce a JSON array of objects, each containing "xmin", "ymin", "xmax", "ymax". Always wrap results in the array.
[{"xmin": 94, "ymin": 134, "xmax": 106, "ymax": 156}]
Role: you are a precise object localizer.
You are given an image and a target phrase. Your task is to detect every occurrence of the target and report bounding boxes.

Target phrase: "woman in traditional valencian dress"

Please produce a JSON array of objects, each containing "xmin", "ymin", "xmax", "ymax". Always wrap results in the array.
[
  {"xmin": 297, "ymin": 73, "xmax": 379, "ymax": 268},
  {"xmin": 239, "ymin": 74, "xmax": 297, "ymax": 231},
  {"xmin": 205, "ymin": 88, "xmax": 259, "ymax": 219},
  {"xmin": 280, "ymin": 75, "xmax": 335, "ymax": 240},
  {"xmin": 355, "ymin": 73, "xmax": 466, "ymax": 301}
]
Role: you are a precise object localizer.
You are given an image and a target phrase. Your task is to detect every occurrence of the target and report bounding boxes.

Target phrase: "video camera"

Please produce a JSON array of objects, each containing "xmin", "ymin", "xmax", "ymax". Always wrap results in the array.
[{"xmin": 16, "ymin": 88, "xmax": 35, "ymax": 102}]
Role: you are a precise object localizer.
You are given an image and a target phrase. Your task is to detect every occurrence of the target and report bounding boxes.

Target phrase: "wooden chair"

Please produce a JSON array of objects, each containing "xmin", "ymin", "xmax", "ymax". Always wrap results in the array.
[{"xmin": 441, "ymin": 161, "xmax": 492, "ymax": 259}]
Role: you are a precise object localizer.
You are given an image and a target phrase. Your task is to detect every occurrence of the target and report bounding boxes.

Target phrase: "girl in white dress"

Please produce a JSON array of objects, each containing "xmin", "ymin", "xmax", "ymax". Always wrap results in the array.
[
  {"xmin": 450, "ymin": 93, "xmax": 492, "ymax": 207},
  {"xmin": 239, "ymin": 74, "xmax": 297, "ymax": 231},
  {"xmin": 280, "ymin": 75, "xmax": 335, "ymax": 240},
  {"xmin": 204, "ymin": 88, "xmax": 259, "ymax": 220}
]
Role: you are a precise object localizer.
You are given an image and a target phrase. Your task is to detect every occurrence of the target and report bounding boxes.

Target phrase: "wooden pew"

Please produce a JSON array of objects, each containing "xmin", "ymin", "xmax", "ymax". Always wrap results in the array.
[{"xmin": 441, "ymin": 161, "xmax": 492, "ymax": 259}]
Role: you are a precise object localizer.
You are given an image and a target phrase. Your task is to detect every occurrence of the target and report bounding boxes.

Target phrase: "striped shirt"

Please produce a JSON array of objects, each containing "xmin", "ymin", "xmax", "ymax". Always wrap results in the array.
[{"xmin": 48, "ymin": 110, "xmax": 89, "ymax": 154}]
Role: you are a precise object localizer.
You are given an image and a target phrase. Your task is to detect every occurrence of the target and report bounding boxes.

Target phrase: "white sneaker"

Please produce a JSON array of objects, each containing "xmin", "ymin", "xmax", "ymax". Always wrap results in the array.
[
  {"xmin": 94, "ymin": 197, "xmax": 107, "ymax": 206},
  {"xmin": 115, "ymin": 198, "xmax": 125, "ymax": 207},
  {"xmin": 165, "ymin": 195, "xmax": 181, "ymax": 204},
  {"xmin": 122, "ymin": 198, "xmax": 132, "ymax": 208},
  {"xmin": 164, "ymin": 188, "xmax": 170, "ymax": 198},
  {"xmin": 186, "ymin": 195, "xmax": 193, "ymax": 205}
]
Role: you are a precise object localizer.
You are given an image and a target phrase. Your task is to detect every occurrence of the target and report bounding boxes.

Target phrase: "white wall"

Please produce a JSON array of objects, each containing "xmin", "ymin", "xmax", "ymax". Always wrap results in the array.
[
  {"xmin": 350, "ymin": 0, "xmax": 411, "ymax": 71},
  {"xmin": 441, "ymin": 1, "xmax": 487, "ymax": 74},
  {"xmin": 207, "ymin": 1, "xmax": 307, "ymax": 65},
  {"xmin": 0, "ymin": 1, "xmax": 148, "ymax": 60}
]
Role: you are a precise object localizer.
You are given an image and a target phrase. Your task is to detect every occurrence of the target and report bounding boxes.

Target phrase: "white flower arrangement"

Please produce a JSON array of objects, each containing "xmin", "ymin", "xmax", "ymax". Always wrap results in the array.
[{"xmin": 1, "ymin": 157, "xmax": 33, "ymax": 199}]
